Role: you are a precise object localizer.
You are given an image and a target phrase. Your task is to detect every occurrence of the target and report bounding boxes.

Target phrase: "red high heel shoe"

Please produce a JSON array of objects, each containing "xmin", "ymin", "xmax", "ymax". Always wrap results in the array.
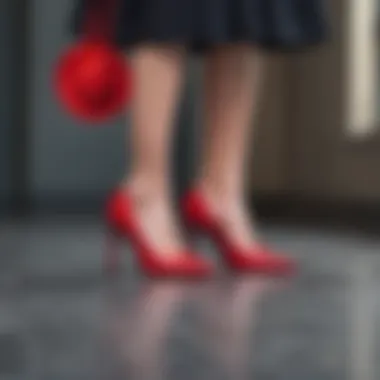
[
  {"xmin": 182, "ymin": 190, "xmax": 296, "ymax": 276},
  {"xmin": 105, "ymin": 190, "xmax": 214, "ymax": 278}
]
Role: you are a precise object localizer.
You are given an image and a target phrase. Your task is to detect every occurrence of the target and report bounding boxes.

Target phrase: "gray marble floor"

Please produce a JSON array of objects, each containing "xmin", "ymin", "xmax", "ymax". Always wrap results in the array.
[{"xmin": 0, "ymin": 217, "xmax": 380, "ymax": 380}]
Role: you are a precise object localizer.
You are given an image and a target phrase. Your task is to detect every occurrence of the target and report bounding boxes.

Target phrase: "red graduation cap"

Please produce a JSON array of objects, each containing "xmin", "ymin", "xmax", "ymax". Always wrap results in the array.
[{"xmin": 54, "ymin": 0, "xmax": 132, "ymax": 124}]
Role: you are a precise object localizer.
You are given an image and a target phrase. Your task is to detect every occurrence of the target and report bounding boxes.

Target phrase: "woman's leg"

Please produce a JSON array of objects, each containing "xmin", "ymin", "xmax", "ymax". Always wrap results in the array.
[
  {"xmin": 123, "ymin": 45, "xmax": 187, "ymax": 255},
  {"xmin": 197, "ymin": 45, "xmax": 264, "ymax": 248}
]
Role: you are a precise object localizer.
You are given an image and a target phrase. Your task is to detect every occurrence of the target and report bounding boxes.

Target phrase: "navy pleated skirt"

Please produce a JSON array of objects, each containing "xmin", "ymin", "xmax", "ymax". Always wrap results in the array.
[{"xmin": 72, "ymin": 0, "xmax": 328, "ymax": 52}]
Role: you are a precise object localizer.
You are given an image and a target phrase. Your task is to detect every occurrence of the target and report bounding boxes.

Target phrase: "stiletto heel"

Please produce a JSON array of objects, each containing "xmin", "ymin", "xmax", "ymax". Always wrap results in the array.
[
  {"xmin": 182, "ymin": 190, "xmax": 296, "ymax": 276},
  {"xmin": 104, "ymin": 190, "xmax": 214, "ymax": 278}
]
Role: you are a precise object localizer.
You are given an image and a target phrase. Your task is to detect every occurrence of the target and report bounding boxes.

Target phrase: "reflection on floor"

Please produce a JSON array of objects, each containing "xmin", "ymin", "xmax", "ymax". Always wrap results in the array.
[{"xmin": 0, "ymin": 217, "xmax": 380, "ymax": 380}]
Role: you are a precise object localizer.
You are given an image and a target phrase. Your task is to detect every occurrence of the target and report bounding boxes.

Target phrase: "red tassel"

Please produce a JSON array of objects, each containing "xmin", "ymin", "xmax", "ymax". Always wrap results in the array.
[
  {"xmin": 54, "ymin": 0, "xmax": 132, "ymax": 124},
  {"xmin": 84, "ymin": 0, "xmax": 118, "ymax": 42}
]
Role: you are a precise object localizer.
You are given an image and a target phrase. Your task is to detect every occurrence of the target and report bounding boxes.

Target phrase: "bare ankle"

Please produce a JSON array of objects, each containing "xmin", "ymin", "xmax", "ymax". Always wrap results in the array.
[
  {"xmin": 121, "ymin": 176, "xmax": 171, "ymax": 203},
  {"xmin": 195, "ymin": 179, "xmax": 244, "ymax": 207}
]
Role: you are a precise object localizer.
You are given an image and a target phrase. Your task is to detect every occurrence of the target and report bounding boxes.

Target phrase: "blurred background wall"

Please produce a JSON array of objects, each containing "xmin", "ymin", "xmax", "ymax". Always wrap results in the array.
[{"xmin": 4, "ymin": 0, "xmax": 380, "ymax": 215}]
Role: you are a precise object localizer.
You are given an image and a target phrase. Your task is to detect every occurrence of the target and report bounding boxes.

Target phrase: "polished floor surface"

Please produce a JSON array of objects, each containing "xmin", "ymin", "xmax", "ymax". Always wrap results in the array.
[{"xmin": 1, "ymin": 217, "xmax": 380, "ymax": 380}]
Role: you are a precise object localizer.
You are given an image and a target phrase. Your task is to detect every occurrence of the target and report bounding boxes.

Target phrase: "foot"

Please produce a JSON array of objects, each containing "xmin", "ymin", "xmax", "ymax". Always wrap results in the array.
[
  {"xmin": 106, "ymin": 186, "xmax": 214, "ymax": 278},
  {"xmin": 182, "ymin": 188, "xmax": 295, "ymax": 275},
  {"xmin": 196, "ymin": 187, "xmax": 261, "ymax": 253},
  {"xmin": 124, "ymin": 186, "xmax": 189, "ymax": 258}
]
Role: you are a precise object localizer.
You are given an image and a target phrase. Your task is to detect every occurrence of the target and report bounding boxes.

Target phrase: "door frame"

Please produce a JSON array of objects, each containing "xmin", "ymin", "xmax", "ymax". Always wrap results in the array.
[{"xmin": 286, "ymin": 0, "xmax": 380, "ymax": 202}]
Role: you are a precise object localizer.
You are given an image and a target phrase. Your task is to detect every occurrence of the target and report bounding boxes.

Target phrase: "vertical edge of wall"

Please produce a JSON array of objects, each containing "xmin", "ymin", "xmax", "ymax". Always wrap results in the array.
[
  {"xmin": 8, "ymin": 0, "xmax": 32, "ymax": 214},
  {"xmin": 0, "ymin": 0, "xmax": 12, "ymax": 212}
]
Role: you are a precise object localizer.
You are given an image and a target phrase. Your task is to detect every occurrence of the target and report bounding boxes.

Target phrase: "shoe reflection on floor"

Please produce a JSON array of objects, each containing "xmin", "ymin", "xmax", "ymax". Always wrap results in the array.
[
  {"xmin": 193, "ymin": 277, "xmax": 283, "ymax": 380},
  {"xmin": 101, "ymin": 279, "xmax": 193, "ymax": 379},
  {"xmin": 99, "ymin": 276, "xmax": 288, "ymax": 380}
]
